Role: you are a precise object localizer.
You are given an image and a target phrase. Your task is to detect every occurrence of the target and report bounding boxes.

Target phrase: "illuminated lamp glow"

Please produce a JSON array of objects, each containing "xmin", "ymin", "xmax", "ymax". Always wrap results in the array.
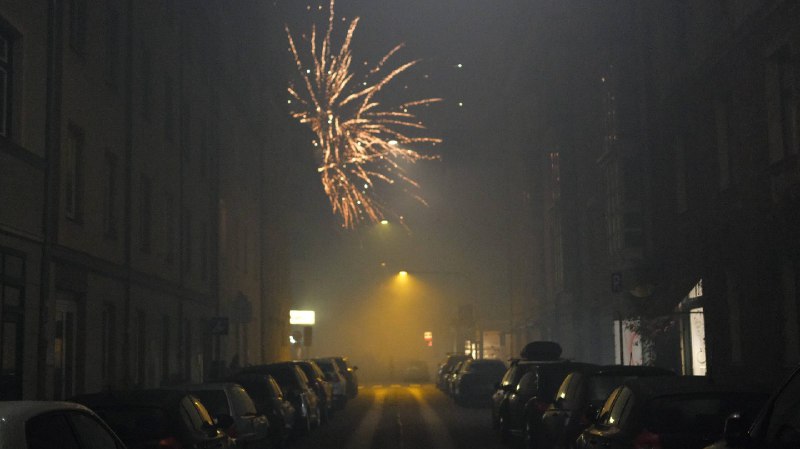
[
  {"xmin": 290, "ymin": 310, "xmax": 316, "ymax": 325},
  {"xmin": 398, "ymin": 271, "xmax": 408, "ymax": 277},
  {"xmin": 380, "ymin": 220, "xmax": 389, "ymax": 225}
]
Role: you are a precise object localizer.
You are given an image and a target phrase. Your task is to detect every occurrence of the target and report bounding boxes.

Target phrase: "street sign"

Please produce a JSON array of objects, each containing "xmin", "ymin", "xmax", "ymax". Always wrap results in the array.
[{"xmin": 290, "ymin": 310, "xmax": 316, "ymax": 325}]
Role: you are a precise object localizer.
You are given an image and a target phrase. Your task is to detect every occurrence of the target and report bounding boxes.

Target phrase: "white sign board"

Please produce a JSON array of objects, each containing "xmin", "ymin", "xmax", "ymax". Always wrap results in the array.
[{"xmin": 290, "ymin": 310, "xmax": 316, "ymax": 325}]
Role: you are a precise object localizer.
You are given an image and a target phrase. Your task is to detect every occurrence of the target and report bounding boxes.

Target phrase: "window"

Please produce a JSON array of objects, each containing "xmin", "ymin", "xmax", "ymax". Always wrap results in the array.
[
  {"xmin": 0, "ymin": 24, "xmax": 15, "ymax": 138},
  {"xmin": 604, "ymin": 386, "xmax": 633, "ymax": 427},
  {"xmin": 101, "ymin": 302, "xmax": 116, "ymax": 386},
  {"xmin": 133, "ymin": 309, "xmax": 146, "ymax": 386},
  {"xmin": 165, "ymin": 193, "xmax": 175, "ymax": 264},
  {"xmin": 0, "ymin": 251, "xmax": 24, "ymax": 400},
  {"xmin": 64, "ymin": 125, "xmax": 84, "ymax": 222},
  {"xmin": 69, "ymin": 0, "xmax": 87, "ymax": 54},
  {"xmin": 54, "ymin": 296, "xmax": 79, "ymax": 399},
  {"xmin": 26, "ymin": 412, "xmax": 81, "ymax": 449},
  {"xmin": 104, "ymin": 151, "xmax": 118, "ymax": 239},
  {"xmin": 105, "ymin": 7, "xmax": 120, "ymax": 87},
  {"xmin": 140, "ymin": 175, "xmax": 152, "ymax": 254},
  {"xmin": 549, "ymin": 152, "xmax": 561, "ymax": 201},
  {"xmin": 550, "ymin": 207, "xmax": 564, "ymax": 290},
  {"xmin": 605, "ymin": 159, "xmax": 623, "ymax": 254},
  {"xmin": 181, "ymin": 208, "xmax": 192, "ymax": 274},
  {"xmin": 67, "ymin": 411, "xmax": 122, "ymax": 449},
  {"xmin": 714, "ymin": 96, "xmax": 731, "ymax": 190},
  {"xmin": 674, "ymin": 135, "xmax": 688, "ymax": 213},
  {"xmin": 141, "ymin": 46, "xmax": 151, "ymax": 120},
  {"xmin": 200, "ymin": 221, "xmax": 208, "ymax": 280},
  {"xmin": 162, "ymin": 315, "xmax": 171, "ymax": 383},
  {"xmin": 767, "ymin": 48, "xmax": 799, "ymax": 163},
  {"xmin": 183, "ymin": 319, "xmax": 191, "ymax": 380},
  {"xmin": 164, "ymin": 75, "xmax": 174, "ymax": 140},
  {"xmin": 181, "ymin": 105, "xmax": 191, "ymax": 160}
]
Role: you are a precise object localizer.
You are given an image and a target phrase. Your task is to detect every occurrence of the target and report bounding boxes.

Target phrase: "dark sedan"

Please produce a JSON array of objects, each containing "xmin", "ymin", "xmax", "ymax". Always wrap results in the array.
[
  {"xmin": 70, "ymin": 389, "xmax": 234, "ymax": 449},
  {"xmin": 452, "ymin": 358, "xmax": 507, "ymax": 406},
  {"xmin": 293, "ymin": 360, "xmax": 334, "ymax": 423},
  {"xmin": 576, "ymin": 376, "xmax": 767, "ymax": 449},
  {"xmin": 236, "ymin": 362, "xmax": 321, "ymax": 435},
  {"xmin": 330, "ymin": 356, "xmax": 359, "ymax": 398},
  {"xmin": 492, "ymin": 359, "xmax": 596, "ymax": 444},
  {"xmin": 536, "ymin": 365, "xmax": 675, "ymax": 449},
  {"xmin": 229, "ymin": 372, "xmax": 297, "ymax": 448}
]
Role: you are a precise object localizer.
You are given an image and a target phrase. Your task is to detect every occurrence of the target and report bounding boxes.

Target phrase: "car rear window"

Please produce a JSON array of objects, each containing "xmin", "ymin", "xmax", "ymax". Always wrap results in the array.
[
  {"xmin": 537, "ymin": 364, "xmax": 575, "ymax": 398},
  {"xmin": 26, "ymin": 412, "xmax": 81, "ymax": 449},
  {"xmin": 588, "ymin": 375, "xmax": 648, "ymax": 402},
  {"xmin": 644, "ymin": 392, "xmax": 765, "ymax": 434},
  {"xmin": 270, "ymin": 366, "xmax": 300, "ymax": 389},
  {"xmin": 92, "ymin": 406, "xmax": 168, "ymax": 440},
  {"xmin": 230, "ymin": 386, "xmax": 258, "ymax": 415},
  {"xmin": 471, "ymin": 361, "xmax": 506, "ymax": 376},
  {"xmin": 191, "ymin": 390, "xmax": 230, "ymax": 417}
]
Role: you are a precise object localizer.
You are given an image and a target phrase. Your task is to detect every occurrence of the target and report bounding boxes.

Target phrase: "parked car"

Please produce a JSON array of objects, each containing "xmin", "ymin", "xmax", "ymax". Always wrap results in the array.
[
  {"xmin": 576, "ymin": 376, "xmax": 767, "ymax": 449},
  {"xmin": 168, "ymin": 382, "xmax": 270, "ymax": 449},
  {"xmin": 492, "ymin": 357, "xmax": 596, "ymax": 444},
  {"xmin": 70, "ymin": 389, "xmax": 235, "ymax": 449},
  {"xmin": 294, "ymin": 360, "xmax": 334, "ymax": 422},
  {"xmin": 330, "ymin": 356, "xmax": 359, "ymax": 398},
  {"xmin": 536, "ymin": 365, "xmax": 675, "ymax": 449},
  {"xmin": 404, "ymin": 360, "xmax": 431, "ymax": 383},
  {"xmin": 230, "ymin": 372, "xmax": 297, "ymax": 448},
  {"xmin": 237, "ymin": 362, "xmax": 321, "ymax": 435},
  {"xmin": 314, "ymin": 357, "xmax": 349, "ymax": 409},
  {"xmin": 446, "ymin": 360, "xmax": 468, "ymax": 396},
  {"xmin": 0, "ymin": 401, "xmax": 126, "ymax": 449},
  {"xmin": 437, "ymin": 354, "xmax": 472, "ymax": 391},
  {"xmin": 452, "ymin": 358, "xmax": 507, "ymax": 406},
  {"xmin": 706, "ymin": 365, "xmax": 800, "ymax": 449}
]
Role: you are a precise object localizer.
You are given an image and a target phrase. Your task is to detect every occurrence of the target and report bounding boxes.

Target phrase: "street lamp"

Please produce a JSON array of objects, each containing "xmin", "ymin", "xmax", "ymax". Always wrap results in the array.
[{"xmin": 394, "ymin": 269, "xmax": 478, "ymax": 356}]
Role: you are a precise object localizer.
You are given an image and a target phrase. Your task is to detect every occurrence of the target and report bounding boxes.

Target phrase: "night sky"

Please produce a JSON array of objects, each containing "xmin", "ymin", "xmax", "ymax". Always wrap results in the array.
[{"xmin": 284, "ymin": 0, "xmax": 527, "ymax": 372}]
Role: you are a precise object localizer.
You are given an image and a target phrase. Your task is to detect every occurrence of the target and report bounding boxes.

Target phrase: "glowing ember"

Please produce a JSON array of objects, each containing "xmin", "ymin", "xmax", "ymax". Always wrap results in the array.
[{"xmin": 286, "ymin": 0, "xmax": 442, "ymax": 229}]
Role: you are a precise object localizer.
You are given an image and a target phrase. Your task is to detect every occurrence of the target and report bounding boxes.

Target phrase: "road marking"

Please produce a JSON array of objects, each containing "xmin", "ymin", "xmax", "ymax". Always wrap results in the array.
[
  {"xmin": 345, "ymin": 387, "xmax": 386, "ymax": 449},
  {"xmin": 408, "ymin": 386, "xmax": 456, "ymax": 449}
]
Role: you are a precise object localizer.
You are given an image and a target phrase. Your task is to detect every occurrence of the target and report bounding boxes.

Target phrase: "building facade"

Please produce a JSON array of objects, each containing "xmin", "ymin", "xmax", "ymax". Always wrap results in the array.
[
  {"xmin": 507, "ymin": 0, "xmax": 800, "ymax": 385},
  {"xmin": 0, "ymin": 0, "xmax": 293, "ymax": 400}
]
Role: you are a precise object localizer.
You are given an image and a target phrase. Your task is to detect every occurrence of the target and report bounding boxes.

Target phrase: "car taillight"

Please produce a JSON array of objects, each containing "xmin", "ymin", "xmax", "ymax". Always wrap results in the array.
[
  {"xmin": 633, "ymin": 430, "xmax": 661, "ymax": 449},
  {"xmin": 158, "ymin": 436, "xmax": 184, "ymax": 449},
  {"xmin": 533, "ymin": 399, "xmax": 549, "ymax": 414}
]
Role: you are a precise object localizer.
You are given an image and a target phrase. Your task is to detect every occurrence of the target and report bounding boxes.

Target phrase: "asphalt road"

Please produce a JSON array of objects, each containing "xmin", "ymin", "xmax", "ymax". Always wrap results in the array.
[{"xmin": 290, "ymin": 383, "xmax": 508, "ymax": 449}]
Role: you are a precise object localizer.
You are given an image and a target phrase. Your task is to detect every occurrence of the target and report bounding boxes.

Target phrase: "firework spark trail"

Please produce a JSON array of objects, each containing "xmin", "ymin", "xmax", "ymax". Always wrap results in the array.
[{"xmin": 286, "ymin": 0, "xmax": 442, "ymax": 229}]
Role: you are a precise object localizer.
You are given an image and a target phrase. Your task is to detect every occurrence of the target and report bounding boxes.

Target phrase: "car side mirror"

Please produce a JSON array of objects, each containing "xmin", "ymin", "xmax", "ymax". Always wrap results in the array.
[
  {"xmin": 584, "ymin": 404, "xmax": 599, "ymax": 424},
  {"xmin": 723, "ymin": 413, "xmax": 749, "ymax": 447},
  {"xmin": 215, "ymin": 413, "xmax": 234, "ymax": 430}
]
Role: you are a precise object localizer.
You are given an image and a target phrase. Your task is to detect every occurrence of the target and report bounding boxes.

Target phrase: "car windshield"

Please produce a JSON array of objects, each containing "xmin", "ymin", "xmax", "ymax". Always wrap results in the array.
[
  {"xmin": 470, "ymin": 362, "xmax": 506, "ymax": 376},
  {"xmin": 645, "ymin": 392, "xmax": 766, "ymax": 434},
  {"xmin": 189, "ymin": 390, "xmax": 230, "ymax": 417},
  {"xmin": 92, "ymin": 406, "xmax": 169, "ymax": 441}
]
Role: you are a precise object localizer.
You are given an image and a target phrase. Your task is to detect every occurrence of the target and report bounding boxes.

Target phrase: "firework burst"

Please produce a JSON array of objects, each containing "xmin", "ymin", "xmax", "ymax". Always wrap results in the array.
[{"xmin": 286, "ymin": 0, "xmax": 442, "ymax": 229}]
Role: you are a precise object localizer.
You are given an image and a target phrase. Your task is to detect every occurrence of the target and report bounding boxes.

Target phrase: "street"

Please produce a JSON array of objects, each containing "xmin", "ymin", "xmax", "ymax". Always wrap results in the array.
[{"xmin": 291, "ymin": 383, "xmax": 505, "ymax": 449}]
